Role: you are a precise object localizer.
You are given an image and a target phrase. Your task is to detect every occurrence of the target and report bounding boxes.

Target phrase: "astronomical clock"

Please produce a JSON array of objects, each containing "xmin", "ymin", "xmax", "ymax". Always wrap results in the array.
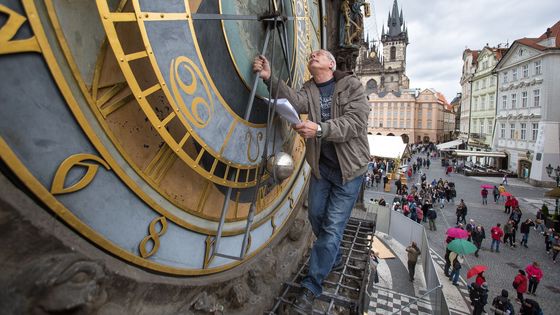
[{"xmin": 0, "ymin": 0, "xmax": 324, "ymax": 277}]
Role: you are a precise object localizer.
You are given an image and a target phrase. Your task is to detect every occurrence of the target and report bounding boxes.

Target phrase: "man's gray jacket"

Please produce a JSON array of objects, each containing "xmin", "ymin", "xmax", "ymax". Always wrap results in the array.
[{"xmin": 267, "ymin": 71, "xmax": 370, "ymax": 184}]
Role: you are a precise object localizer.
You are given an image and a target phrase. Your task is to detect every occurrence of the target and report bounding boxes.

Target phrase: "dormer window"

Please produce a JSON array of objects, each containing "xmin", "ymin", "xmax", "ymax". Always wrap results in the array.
[{"xmin": 518, "ymin": 48, "xmax": 524, "ymax": 57}]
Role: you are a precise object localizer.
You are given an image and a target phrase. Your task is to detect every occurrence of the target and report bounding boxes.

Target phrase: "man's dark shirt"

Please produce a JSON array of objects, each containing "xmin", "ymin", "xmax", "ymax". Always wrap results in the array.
[{"xmin": 316, "ymin": 77, "xmax": 339, "ymax": 170}]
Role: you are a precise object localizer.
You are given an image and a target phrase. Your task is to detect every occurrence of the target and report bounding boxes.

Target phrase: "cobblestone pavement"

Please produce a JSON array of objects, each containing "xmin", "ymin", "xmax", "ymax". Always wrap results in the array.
[{"xmin": 364, "ymin": 154, "xmax": 559, "ymax": 314}]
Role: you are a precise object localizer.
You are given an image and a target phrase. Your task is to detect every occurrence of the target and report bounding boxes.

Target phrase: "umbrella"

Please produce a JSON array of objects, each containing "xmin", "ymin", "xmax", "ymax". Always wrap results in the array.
[
  {"xmin": 446, "ymin": 227, "xmax": 469, "ymax": 239},
  {"xmin": 500, "ymin": 191, "xmax": 512, "ymax": 197},
  {"xmin": 447, "ymin": 239, "xmax": 477, "ymax": 255},
  {"xmin": 545, "ymin": 187, "xmax": 560, "ymax": 198},
  {"xmin": 467, "ymin": 265, "xmax": 488, "ymax": 279},
  {"xmin": 480, "ymin": 184, "xmax": 494, "ymax": 189}
]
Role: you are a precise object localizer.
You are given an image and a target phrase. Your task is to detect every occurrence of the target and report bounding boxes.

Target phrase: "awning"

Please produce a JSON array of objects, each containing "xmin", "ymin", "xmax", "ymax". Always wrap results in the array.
[
  {"xmin": 367, "ymin": 135, "xmax": 408, "ymax": 159},
  {"xmin": 452, "ymin": 150, "xmax": 507, "ymax": 158},
  {"xmin": 436, "ymin": 139, "xmax": 463, "ymax": 150}
]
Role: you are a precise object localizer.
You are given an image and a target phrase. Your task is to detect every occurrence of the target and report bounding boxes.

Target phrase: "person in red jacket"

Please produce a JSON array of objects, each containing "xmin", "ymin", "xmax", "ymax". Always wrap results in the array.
[
  {"xmin": 525, "ymin": 261, "xmax": 543, "ymax": 295},
  {"xmin": 504, "ymin": 196, "xmax": 513, "ymax": 214},
  {"xmin": 513, "ymin": 269, "xmax": 528, "ymax": 303},
  {"xmin": 490, "ymin": 223, "xmax": 504, "ymax": 253},
  {"xmin": 475, "ymin": 271, "xmax": 486, "ymax": 286},
  {"xmin": 511, "ymin": 197, "xmax": 519, "ymax": 209}
]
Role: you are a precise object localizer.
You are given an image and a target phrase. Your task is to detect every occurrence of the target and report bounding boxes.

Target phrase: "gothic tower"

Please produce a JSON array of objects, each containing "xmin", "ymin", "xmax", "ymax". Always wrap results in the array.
[{"xmin": 381, "ymin": 0, "xmax": 409, "ymax": 92}]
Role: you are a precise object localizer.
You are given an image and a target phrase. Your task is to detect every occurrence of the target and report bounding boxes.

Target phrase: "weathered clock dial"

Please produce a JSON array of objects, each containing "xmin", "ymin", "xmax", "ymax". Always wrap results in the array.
[{"xmin": 0, "ymin": 0, "xmax": 321, "ymax": 275}]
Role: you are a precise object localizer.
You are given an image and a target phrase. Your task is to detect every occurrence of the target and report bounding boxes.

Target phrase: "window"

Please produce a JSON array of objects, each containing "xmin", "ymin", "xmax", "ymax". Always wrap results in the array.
[
  {"xmin": 500, "ymin": 123, "xmax": 506, "ymax": 138},
  {"xmin": 427, "ymin": 121, "xmax": 432, "ymax": 129},
  {"xmin": 511, "ymin": 93, "xmax": 517, "ymax": 108},
  {"xmin": 533, "ymin": 89, "xmax": 540, "ymax": 107},
  {"xmin": 390, "ymin": 46, "xmax": 396, "ymax": 60},
  {"xmin": 475, "ymin": 81, "xmax": 479, "ymax": 90},
  {"xmin": 502, "ymin": 71, "xmax": 508, "ymax": 83},
  {"xmin": 487, "ymin": 120, "xmax": 493, "ymax": 134},
  {"xmin": 534, "ymin": 60, "xmax": 542, "ymax": 75},
  {"xmin": 483, "ymin": 61, "xmax": 488, "ymax": 69},
  {"xmin": 502, "ymin": 95, "xmax": 507, "ymax": 109},
  {"xmin": 417, "ymin": 120, "xmax": 422, "ymax": 129},
  {"xmin": 489, "ymin": 93, "xmax": 495, "ymax": 108},
  {"xmin": 521, "ymin": 91, "xmax": 528, "ymax": 107},
  {"xmin": 520, "ymin": 123, "xmax": 527, "ymax": 140},
  {"xmin": 522, "ymin": 64, "xmax": 529, "ymax": 78},
  {"xmin": 512, "ymin": 68, "xmax": 518, "ymax": 81},
  {"xmin": 474, "ymin": 97, "xmax": 478, "ymax": 111},
  {"xmin": 480, "ymin": 120, "xmax": 484, "ymax": 134},
  {"xmin": 481, "ymin": 95, "xmax": 486, "ymax": 110},
  {"xmin": 510, "ymin": 123, "xmax": 515, "ymax": 139},
  {"xmin": 532, "ymin": 123, "xmax": 538, "ymax": 141}
]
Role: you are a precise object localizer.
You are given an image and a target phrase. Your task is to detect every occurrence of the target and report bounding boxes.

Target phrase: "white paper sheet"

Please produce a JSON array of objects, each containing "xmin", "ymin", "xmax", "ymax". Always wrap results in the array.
[{"xmin": 263, "ymin": 97, "xmax": 301, "ymax": 125}]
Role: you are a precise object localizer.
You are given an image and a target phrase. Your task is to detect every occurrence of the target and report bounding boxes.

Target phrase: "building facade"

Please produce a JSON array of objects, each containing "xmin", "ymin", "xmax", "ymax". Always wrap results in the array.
[
  {"xmin": 367, "ymin": 89, "xmax": 453, "ymax": 144},
  {"xmin": 493, "ymin": 21, "xmax": 560, "ymax": 185},
  {"xmin": 468, "ymin": 47, "xmax": 506, "ymax": 150},
  {"xmin": 459, "ymin": 49, "xmax": 479, "ymax": 141},
  {"xmin": 450, "ymin": 93, "xmax": 462, "ymax": 139}
]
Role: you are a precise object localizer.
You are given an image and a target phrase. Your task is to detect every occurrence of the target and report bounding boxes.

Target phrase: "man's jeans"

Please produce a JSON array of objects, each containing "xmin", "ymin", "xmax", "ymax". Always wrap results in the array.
[
  {"xmin": 302, "ymin": 163, "xmax": 362, "ymax": 296},
  {"xmin": 449, "ymin": 268, "xmax": 461, "ymax": 284},
  {"xmin": 491, "ymin": 239, "xmax": 500, "ymax": 252}
]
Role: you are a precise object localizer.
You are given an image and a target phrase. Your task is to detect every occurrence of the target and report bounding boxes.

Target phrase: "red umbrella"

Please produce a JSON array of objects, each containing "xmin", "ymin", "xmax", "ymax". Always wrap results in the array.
[
  {"xmin": 446, "ymin": 227, "xmax": 469, "ymax": 239},
  {"xmin": 467, "ymin": 265, "xmax": 488, "ymax": 279},
  {"xmin": 500, "ymin": 191, "xmax": 512, "ymax": 197},
  {"xmin": 480, "ymin": 184, "xmax": 493, "ymax": 189}
]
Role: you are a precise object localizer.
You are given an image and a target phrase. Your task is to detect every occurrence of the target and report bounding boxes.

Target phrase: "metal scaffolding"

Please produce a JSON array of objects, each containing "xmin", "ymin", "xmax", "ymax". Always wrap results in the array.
[{"xmin": 266, "ymin": 217, "xmax": 376, "ymax": 315}]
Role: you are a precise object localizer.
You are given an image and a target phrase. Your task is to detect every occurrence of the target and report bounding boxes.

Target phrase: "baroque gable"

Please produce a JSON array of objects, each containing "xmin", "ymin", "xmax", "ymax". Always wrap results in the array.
[{"xmin": 496, "ymin": 43, "xmax": 541, "ymax": 70}]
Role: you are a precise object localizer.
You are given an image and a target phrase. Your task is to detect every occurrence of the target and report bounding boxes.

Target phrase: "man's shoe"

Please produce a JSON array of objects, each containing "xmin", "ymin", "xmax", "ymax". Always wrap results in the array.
[{"xmin": 292, "ymin": 287, "xmax": 315, "ymax": 315}]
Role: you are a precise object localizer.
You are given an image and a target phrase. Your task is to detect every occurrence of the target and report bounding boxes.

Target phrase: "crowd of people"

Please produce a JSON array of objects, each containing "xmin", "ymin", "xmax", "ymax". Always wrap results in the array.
[{"xmin": 367, "ymin": 147, "xmax": 555, "ymax": 315}]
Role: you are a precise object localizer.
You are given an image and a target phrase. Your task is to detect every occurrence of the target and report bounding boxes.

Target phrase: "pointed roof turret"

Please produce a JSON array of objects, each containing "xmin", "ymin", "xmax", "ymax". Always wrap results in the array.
[
  {"xmin": 387, "ymin": 0, "xmax": 403, "ymax": 37},
  {"xmin": 382, "ymin": 0, "xmax": 408, "ymax": 44}
]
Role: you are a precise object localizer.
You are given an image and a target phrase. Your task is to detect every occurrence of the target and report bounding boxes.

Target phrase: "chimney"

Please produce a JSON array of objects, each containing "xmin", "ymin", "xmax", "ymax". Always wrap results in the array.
[{"xmin": 546, "ymin": 28, "xmax": 552, "ymax": 38}]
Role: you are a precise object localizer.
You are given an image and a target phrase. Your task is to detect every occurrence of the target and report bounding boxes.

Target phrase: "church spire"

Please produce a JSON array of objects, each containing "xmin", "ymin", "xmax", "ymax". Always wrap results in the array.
[
  {"xmin": 382, "ymin": 0, "xmax": 408, "ymax": 44},
  {"xmin": 388, "ymin": 0, "xmax": 403, "ymax": 37}
]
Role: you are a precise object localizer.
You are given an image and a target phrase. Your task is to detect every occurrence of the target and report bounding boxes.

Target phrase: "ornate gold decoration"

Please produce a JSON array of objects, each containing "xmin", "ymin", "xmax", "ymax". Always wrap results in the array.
[
  {"xmin": 245, "ymin": 131, "xmax": 263, "ymax": 163},
  {"xmin": 139, "ymin": 216, "xmax": 168, "ymax": 258},
  {"xmin": 50, "ymin": 154, "xmax": 111, "ymax": 195},
  {"xmin": 95, "ymin": 81, "xmax": 135, "ymax": 118},
  {"xmin": 169, "ymin": 56, "xmax": 214, "ymax": 129},
  {"xmin": 271, "ymin": 215, "xmax": 277, "ymax": 234},
  {"xmin": 196, "ymin": 181, "xmax": 212, "ymax": 213},
  {"xmin": 0, "ymin": 4, "xmax": 40, "ymax": 54},
  {"xmin": 288, "ymin": 195, "xmax": 295, "ymax": 209},
  {"xmin": 203, "ymin": 235, "xmax": 216, "ymax": 269},
  {"xmin": 256, "ymin": 185, "xmax": 267, "ymax": 211},
  {"xmin": 144, "ymin": 144, "xmax": 177, "ymax": 185},
  {"xmin": 0, "ymin": 0, "xmax": 315, "ymax": 275}
]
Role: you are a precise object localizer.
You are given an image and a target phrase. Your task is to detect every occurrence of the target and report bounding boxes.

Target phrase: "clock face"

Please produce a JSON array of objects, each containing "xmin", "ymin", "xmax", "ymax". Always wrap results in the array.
[{"xmin": 0, "ymin": 0, "xmax": 321, "ymax": 275}]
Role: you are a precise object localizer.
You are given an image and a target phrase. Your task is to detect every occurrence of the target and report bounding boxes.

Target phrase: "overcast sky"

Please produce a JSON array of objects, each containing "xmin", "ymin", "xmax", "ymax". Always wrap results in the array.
[{"xmin": 363, "ymin": 0, "xmax": 560, "ymax": 101}]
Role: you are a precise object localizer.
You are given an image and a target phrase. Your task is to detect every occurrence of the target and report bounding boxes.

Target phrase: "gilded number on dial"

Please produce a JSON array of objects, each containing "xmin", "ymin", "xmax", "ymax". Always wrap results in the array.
[{"xmin": 139, "ymin": 216, "xmax": 168, "ymax": 258}]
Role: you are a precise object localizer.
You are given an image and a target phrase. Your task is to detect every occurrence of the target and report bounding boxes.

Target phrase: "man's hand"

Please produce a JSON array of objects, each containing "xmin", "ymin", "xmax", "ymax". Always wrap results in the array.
[
  {"xmin": 252, "ymin": 55, "xmax": 271, "ymax": 80},
  {"xmin": 293, "ymin": 120, "xmax": 319, "ymax": 139}
]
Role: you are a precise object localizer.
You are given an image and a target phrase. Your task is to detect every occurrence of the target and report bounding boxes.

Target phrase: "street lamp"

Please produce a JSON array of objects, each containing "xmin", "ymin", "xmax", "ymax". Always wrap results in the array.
[{"xmin": 545, "ymin": 164, "xmax": 560, "ymax": 217}]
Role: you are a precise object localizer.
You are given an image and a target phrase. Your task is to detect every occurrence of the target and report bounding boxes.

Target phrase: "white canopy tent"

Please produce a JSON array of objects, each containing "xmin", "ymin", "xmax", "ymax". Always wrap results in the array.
[
  {"xmin": 452, "ymin": 150, "xmax": 507, "ymax": 158},
  {"xmin": 436, "ymin": 139, "xmax": 463, "ymax": 150},
  {"xmin": 367, "ymin": 135, "xmax": 408, "ymax": 159}
]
